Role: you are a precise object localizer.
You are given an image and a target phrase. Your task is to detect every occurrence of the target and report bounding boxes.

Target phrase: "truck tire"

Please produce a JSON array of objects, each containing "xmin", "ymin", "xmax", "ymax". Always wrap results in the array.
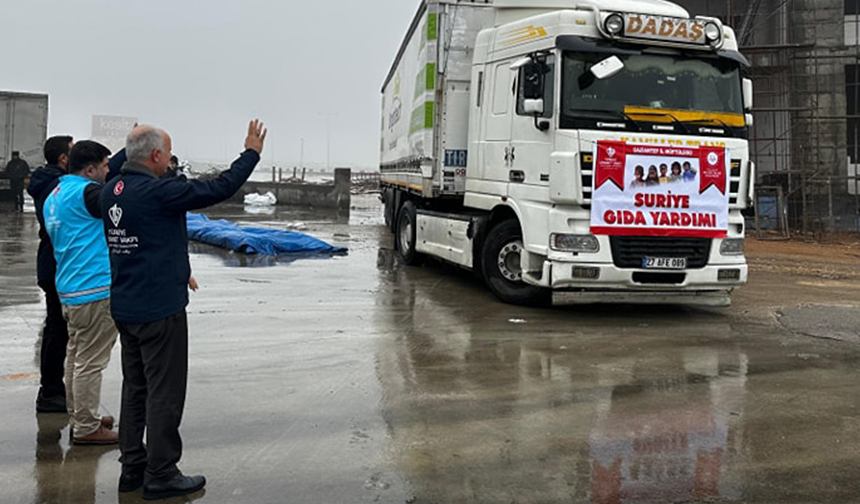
[
  {"xmin": 481, "ymin": 220, "xmax": 551, "ymax": 307},
  {"xmin": 396, "ymin": 201, "xmax": 422, "ymax": 265}
]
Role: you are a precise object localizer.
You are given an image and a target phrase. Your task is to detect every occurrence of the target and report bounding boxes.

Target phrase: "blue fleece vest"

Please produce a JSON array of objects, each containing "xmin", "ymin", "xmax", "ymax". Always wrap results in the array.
[{"xmin": 44, "ymin": 175, "xmax": 111, "ymax": 306}]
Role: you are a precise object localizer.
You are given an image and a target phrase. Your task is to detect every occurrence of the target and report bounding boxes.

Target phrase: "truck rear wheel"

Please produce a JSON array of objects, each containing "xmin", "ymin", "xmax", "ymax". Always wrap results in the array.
[
  {"xmin": 481, "ymin": 220, "xmax": 550, "ymax": 307},
  {"xmin": 396, "ymin": 201, "xmax": 422, "ymax": 265}
]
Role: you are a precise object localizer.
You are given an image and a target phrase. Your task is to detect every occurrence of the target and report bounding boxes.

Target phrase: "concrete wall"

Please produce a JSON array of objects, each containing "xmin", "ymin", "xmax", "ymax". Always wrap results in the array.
[{"xmin": 232, "ymin": 167, "xmax": 351, "ymax": 210}]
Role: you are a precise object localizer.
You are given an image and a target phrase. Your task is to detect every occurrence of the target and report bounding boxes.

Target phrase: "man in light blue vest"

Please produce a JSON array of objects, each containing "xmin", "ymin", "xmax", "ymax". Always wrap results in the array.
[{"xmin": 45, "ymin": 140, "xmax": 118, "ymax": 445}]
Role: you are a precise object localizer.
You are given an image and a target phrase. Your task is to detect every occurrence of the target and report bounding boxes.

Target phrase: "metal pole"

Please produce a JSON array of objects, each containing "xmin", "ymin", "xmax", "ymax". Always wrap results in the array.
[{"xmin": 828, "ymin": 177, "xmax": 835, "ymax": 237}]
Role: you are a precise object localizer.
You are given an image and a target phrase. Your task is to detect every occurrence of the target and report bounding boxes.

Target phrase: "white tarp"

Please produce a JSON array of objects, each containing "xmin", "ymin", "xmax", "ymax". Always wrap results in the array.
[{"xmin": 243, "ymin": 192, "xmax": 277, "ymax": 206}]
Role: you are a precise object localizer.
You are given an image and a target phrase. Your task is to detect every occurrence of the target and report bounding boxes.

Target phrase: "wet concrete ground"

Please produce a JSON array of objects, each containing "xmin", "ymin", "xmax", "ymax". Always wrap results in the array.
[{"xmin": 2, "ymin": 195, "xmax": 860, "ymax": 503}]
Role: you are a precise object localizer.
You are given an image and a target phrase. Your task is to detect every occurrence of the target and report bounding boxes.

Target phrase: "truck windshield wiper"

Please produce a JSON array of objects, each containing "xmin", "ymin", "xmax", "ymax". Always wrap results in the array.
[
  {"xmin": 677, "ymin": 117, "xmax": 732, "ymax": 130},
  {"xmin": 565, "ymin": 108, "xmax": 644, "ymax": 131},
  {"xmin": 622, "ymin": 111, "xmax": 692, "ymax": 134}
]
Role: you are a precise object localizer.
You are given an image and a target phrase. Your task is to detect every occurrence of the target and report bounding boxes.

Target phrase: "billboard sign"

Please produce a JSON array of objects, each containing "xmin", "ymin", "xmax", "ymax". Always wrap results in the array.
[{"xmin": 92, "ymin": 115, "xmax": 137, "ymax": 138}]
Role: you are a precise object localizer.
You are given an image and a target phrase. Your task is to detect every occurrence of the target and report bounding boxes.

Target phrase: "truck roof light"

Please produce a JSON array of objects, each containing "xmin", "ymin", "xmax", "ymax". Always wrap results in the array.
[
  {"xmin": 604, "ymin": 14, "xmax": 624, "ymax": 36},
  {"xmin": 705, "ymin": 22, "xmax": 721, "ymax": 42}
]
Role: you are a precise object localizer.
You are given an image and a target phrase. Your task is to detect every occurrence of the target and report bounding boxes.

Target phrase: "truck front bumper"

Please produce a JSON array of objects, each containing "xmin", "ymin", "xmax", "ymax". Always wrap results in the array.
[{"xmin": 526, "ymin": 260, "xmax": 748, "ymax": 306}]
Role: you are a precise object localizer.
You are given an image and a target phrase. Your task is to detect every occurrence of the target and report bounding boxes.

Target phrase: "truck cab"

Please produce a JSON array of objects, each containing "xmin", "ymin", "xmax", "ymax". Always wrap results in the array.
[{"xmin": 380, "ymin": 0, "xmax": 754, "ymax": 306}]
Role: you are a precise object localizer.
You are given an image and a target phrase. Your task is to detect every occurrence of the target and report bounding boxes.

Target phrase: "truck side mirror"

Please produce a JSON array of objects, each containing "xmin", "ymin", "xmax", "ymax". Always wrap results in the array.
[
  {"xmin": 523, "ymin": 99, "xmax": 544, "ymax": 115},
  {"xmin": 742, "ymin": 78, "xmax": 753, "ymax": 111},
  {"xmin": 590, "ymin": 56, "xmax": 624, "ymax": 80},
  {"xmin": 513, "ymin": 54, "xmax": 552, "ymax": 132},
  {"xmin": 521, "ymin": 62, "xmax": 544, "ymax": 100}
]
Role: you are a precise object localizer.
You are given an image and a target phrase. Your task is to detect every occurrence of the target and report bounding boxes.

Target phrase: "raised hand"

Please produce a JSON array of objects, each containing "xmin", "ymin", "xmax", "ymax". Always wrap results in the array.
[{"xmin": 244, "ymin": 119, "xmax": 267, "ymax": 154}]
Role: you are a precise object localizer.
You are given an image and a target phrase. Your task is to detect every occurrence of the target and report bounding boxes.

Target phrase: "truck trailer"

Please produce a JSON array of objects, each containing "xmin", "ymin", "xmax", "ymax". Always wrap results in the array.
[
  {"xmin": 0, "ymin": 91, "xmax": 49, "ymax": 168},
  {"xmin": 380, "ymin": 0, "xmax": 754, "ymax": 306},
  {"xmin": 0, "ymin": 91, "xmax": 49, "ymax": 207}
]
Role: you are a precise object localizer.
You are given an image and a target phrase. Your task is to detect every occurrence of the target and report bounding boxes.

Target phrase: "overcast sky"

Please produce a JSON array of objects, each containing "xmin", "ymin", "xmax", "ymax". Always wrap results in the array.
[{"xmin": 0, "ymin": 0, "xmax": 417, "ymax": 169}]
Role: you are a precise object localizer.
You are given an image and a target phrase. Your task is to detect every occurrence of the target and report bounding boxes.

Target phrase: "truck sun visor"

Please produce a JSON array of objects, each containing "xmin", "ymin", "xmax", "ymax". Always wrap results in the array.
[
  {"xmin": 556, "ymin": 36, "xmax": 642, "ymax": 55},
  {"xmin": 557, "ymin": 35, "xmax": 749, "ymax": 67}
]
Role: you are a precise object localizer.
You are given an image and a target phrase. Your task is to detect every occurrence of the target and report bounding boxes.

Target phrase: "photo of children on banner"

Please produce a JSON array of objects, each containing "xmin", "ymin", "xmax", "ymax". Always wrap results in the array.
[
  {"xmin": 632, "ymin": 161, "xmax": 696, "ymax": 188},
  {"xmin": 670, "ymin": 162, "xmax": 683, "ymax": 182},
  {"xmin": 645, "ymin": 166, "xmax": 660, "ymax": 186},
  {"xmin": 631, "ymin": 165, "xmax": 646, "ymax": 188},
  {"xmin": 682, "ymin": 161, "xmax": 697, "ymax": 181},
  {"xmin": 659, "ymin": 164, "xmax": 669, "ymax": 184}
]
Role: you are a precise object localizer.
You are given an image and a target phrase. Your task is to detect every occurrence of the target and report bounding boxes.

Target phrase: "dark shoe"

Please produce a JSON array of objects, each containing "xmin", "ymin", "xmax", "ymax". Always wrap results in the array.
[
  {"xmin": 36, "ymin": 392, "xmax": 67, "ymax": 413},
  {"xmin": 73, "ymin": 425, "xmax": 119, "ymax": 445},
  {"xmin": 100, "ymin": 416, "xmax": 115, "ymax": 429},
  {"xmin": 143, "ymin": 473, "xmax": 206, "ymax": 500},
  {"xmin": 118, "ymin": 467, "xmax": 146, "ymax": 493}
]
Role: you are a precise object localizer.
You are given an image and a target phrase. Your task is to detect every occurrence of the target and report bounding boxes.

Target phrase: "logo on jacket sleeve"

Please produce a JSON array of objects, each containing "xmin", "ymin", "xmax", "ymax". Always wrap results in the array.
[
  {"xmin": 114, "ymin": 181, "xmax": 124, "ymax": 196},
  {"xmin": 109, "ymin": 204, "xmax": 123, "ymax": 227}
]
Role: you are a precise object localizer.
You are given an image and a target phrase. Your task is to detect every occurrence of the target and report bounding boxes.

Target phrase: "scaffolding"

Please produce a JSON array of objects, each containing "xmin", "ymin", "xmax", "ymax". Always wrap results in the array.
[{"xmin": 681, "ymin": 0, "xmax": 860, "ymax": 240}]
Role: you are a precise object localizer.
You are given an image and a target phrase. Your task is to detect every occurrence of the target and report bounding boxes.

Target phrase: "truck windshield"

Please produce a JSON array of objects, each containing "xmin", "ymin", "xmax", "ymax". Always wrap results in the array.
[{"xmin": 561, "ymin": 51, "xmax": 744, "ymax": 130}]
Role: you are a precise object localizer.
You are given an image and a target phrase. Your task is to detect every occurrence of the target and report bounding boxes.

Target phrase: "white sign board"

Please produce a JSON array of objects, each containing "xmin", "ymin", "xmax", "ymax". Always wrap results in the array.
[
  {"xmin": 92, "ymin": 115, "xmax": 137, "ymax": 138},
  {"xmin": 92, "ymin": 115, "xmax": 137, "ymax": 153}
]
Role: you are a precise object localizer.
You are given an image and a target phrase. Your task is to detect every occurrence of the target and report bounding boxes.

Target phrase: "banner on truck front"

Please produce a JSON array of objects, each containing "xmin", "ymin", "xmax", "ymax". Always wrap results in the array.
[{"xmin": 590, "ymin": 141, "xmax": 729, "ymax": 238}]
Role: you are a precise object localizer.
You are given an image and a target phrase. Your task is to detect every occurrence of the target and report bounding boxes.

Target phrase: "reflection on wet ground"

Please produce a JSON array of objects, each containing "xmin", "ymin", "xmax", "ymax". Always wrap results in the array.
[
  {"xmin": 2, "ymin": 196, "xmax": 860, "ymax": 503},
  {"xmin": 374, "ymin": 244, "xmax": 860, "ymax": 503},
  {"xmin": 33, "ymin": 414, "xmax": 117, "ymax": 504},
  {"xmin": 0, "ymin": 213, "xmax": 41, "ymax": 308}
]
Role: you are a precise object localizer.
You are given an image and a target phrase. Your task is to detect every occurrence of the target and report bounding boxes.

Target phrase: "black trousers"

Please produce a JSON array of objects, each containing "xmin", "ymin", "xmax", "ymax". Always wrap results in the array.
[
  {"xmin": 11, "ymin": 179, "xmax": 24, "ymax": 211},
  {"xmin": 39, "ymin": 284, "xmax": 68, "ymax": 398},
  {"xmin": 117, "ymin": 310, "xmax": 188, "ymax": 482}
]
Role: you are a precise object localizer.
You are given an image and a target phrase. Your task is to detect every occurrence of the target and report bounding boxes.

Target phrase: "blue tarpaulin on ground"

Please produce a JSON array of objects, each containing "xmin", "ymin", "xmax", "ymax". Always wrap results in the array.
[{"xmin": 186, "ymin": 213, "xmax": 346, "ymax": 255}]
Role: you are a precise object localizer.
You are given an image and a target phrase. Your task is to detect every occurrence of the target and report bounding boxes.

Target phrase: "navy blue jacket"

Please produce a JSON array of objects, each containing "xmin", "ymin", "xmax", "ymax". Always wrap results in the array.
[
  {"xmin": 107, "ymin": 148, "xmax": 126, "ymax": 183},
  {"xmin": 100, "ymin": 149, "xmax": 260, "ymax": 324},
  {"xmin": 26, "ymin": 164, "xmax": 66, "ymax": 288}
]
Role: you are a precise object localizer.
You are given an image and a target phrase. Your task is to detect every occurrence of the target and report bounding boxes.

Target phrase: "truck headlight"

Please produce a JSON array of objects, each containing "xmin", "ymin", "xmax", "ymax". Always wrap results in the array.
[
  {"xmin": 551, "ymin": 234, "xmax": 600, "ymax": 253},
  {"xmin": 720, "ymin": 238, "xmax": 745, "ymax": 256}
]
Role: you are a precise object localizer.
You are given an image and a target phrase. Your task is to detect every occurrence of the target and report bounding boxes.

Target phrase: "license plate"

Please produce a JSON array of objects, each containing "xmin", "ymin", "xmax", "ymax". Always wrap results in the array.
[{"xmin": 642, "ymin": 256, "xmax": 687, "ymax": 269}]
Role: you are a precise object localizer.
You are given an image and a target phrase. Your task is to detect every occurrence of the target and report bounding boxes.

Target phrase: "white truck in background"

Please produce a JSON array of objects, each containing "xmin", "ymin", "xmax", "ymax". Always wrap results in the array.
[
  {"xmin": 0, "ymin": 91, "xmax": 49, "ymax": 168},
  {"xmin": 380, "ymin": 0, "xmax": 754, "ymax": 306},
  {"xmin": 0, "ymin": 91, "xmax": 48, "ymax": 206}
]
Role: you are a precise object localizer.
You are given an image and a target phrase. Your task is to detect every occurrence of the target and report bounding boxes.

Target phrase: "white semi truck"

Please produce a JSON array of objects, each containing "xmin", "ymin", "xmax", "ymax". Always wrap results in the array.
[{"xmin": 380, "ymin": 0, "xmax": 754, "ymax": 306}]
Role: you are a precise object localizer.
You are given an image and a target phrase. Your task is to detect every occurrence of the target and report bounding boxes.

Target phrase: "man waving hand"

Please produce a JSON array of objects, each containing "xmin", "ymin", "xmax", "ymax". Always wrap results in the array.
[{"xmin": 102, "ymin": 120, "xmax": 266, "ymax": 500}]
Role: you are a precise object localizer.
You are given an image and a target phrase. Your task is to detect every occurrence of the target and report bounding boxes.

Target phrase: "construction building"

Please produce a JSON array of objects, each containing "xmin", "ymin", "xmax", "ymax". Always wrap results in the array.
[{"xmin": 675, "ymin": 0, "xmax": 860, "ymax": 238}]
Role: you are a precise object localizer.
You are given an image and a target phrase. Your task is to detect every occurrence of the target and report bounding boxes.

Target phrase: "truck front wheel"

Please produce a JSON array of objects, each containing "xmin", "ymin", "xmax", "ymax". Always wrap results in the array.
[
  {"xmin": 396, "ymin": 201, "xmax": 422, "ymax": 265},
  {"xmin": 481, "ymin": 220, "xmax": 551, "ymax": 307}
]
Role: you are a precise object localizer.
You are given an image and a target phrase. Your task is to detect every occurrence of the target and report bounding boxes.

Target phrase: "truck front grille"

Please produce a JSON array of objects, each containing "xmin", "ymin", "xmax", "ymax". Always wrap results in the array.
[{"xmin": 610, "ymin": 236, "xmax": 711, "ymax": 269}]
